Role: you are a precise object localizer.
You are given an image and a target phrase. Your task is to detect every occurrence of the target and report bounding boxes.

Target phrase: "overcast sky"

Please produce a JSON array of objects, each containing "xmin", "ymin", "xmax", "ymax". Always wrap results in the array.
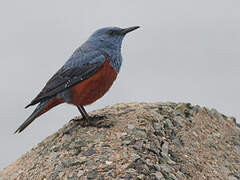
[{"xmin": 0, "ymin": 0, "xmax": 240, "ymax": 169}]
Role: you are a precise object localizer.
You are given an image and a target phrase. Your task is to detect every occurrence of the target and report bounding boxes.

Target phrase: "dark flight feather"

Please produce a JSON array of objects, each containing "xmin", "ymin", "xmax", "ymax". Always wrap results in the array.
[{"xmin": 25, "ymin": 61, "xmax": 104, "ymax": 108}]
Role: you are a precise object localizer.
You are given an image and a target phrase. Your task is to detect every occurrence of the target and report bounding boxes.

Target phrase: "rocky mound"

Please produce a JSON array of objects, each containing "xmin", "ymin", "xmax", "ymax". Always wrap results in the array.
[{"xmin": 0, "ymin": 102, "xmax": 240, "ymax": 180}]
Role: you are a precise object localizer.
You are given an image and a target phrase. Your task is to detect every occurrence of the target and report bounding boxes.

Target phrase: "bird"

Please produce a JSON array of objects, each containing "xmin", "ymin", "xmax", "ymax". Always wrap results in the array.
[{"xmin": 15, "ymin": 26, "xmax": 140, "ymax": 133}]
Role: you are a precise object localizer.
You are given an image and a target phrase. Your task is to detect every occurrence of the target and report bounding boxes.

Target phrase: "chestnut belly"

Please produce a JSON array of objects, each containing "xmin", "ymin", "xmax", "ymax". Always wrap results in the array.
[{"xmin": 68, "ymin": 60, "xmax": 117, "ymax": 106}]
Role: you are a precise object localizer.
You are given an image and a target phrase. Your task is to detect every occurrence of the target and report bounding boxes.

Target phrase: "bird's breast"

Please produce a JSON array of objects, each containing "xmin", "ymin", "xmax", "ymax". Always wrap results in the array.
[{"xmin": 68, "ymin": 59, "xmax": 117, "ymax": 106}]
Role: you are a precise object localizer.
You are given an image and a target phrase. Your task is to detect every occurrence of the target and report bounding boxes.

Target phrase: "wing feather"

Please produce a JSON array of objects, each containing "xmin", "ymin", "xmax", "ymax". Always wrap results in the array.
[{"xmin": 25, "ymin": 53, "xmax": 106, "ymax": 108}]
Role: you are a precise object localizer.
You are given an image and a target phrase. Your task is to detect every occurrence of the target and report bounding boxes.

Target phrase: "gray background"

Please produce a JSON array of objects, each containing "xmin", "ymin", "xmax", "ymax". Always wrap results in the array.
[{"xmin": 0, "ymin": 0, "xmax": 239, "ymax": 169}]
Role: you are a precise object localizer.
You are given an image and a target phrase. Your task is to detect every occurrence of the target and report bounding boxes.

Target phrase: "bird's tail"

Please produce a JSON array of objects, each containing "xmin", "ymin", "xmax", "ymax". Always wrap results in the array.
[{"xmin": 15, "ymin": 98, "xmax": 63, "ymax": 133}]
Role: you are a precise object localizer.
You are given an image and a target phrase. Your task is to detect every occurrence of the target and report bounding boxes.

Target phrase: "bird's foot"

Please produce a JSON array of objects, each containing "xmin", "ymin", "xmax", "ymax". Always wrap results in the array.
[
  {"xmin": 72, "ymin": 115, "xmax": 113, "ymax": 128},
  {"xmin": 80, "ymin": 115, "xmax": 106, "ymax": 127},
  {"xmin": 69, "ymin": 118, "xmax": 81, "ymax": 123}
]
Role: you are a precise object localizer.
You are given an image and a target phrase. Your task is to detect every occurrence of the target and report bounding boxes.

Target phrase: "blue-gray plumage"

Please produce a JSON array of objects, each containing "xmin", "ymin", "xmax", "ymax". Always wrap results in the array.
[{"xmin": 15, "ymin": 26, "xmax": 140, "ymax": 133}]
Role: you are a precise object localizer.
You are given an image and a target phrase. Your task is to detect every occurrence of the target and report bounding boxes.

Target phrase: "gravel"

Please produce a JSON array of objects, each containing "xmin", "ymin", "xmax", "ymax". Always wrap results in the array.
[{"xmin": 0, "ymin": 102, "xmax": 240, "ymax": 179}]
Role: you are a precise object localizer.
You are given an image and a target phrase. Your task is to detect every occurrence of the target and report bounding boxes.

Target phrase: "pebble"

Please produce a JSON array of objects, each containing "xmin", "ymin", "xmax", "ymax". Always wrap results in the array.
[
  {"xmin": 83, "ymin": 149, "xmax": 96, "ymax": 157},
  {"xmin": 132, "ymin": 140, "xmax": 143, "ymax": 150},
  {"xmin": 87, "ymin": 170, "xmax": 98, "ymax": 179},
  {"xmin": 161, "ymin": 142, "xmax": 169, "ymax": 159},
  {"xmin": 120, "ymin": 135, "xmax": 131, "ymax": 141},
  {"xmin": 100, "ymin": 142, "xmax": 111, "ymax": 147},
  {"xmin": 228, "ymin": 175, "xmax": 238, "ymax": 180},
  {"xmin": 62, "ymin": 134, "xmax": 72, "ymax": 143},
  {"xmin": 153, "ymin": 171, "xmax": 164, "ymax": 180},
  {"xmin": 62, "ymin": 158, "xmax": 87, "ymax": 168},
  {"xmin": 153, "ymin": 122, "xmax": 161, "ymax": 130},
  {"xmin": 122, "ymin": 140, "xmax": 131, "ymax": 146},
  {"xmin": 49, "ymin": 151, "xmax": 60, "ymax": 159},
  {"xmin": 75, "ymin": 147, "xmax": 82, "ymax": 155},
  {"xmin": 127, "ymin": 124, "xmax": 135, "ymax": 129},
  {"xmin": 116, "ymin": 132, "xmax": 127, "ymax": 139},
  {"xmin": 210, "ymin": 108, "xmax": 224, "ymax": 121},
  {"xmin": 131, "ymin": 153, "xmax": 140, "ymax": 161},
  {"xmin": 75, "ymin": 140, "xmax": 87, "ymax": 147},
  {"xmin": 167, "ymin": 159, "xmax": 176, "ymax": 165},
  {"xmin": 220, "ymin": 166, "xmax": 229, "ymax": 174},
  {"xmin": 105, "ymin": 161, "xmax": 112, "ymax": 165},
  {"xmin": 174, "ymin": 116, "xmax": 185, "ymax": 126},
  {"xmin": 52, "ymin": 144, "xmax": 61, "ymax": 152},
  {"xmin": 168, "ymin": 173, "xmax": 178, "ymax": 180},
  {"xmin": 233, "ymin": 145, "xmax": 240, "ymax": 153},
  {"xmin": 148, "ymin": 143, "xmax": 159, "ymax": 155},
  {"xmin": 176, "ymin": 171, "xmax": 185, "ymax": 178},
  {"xmin": 55, "ymin": 164, "xmax": 63, "ymax": 172},
  {"xmin": 175, "ymin": 103, "xmax": 187, "ymax": 116},
  {"xmin": 172, "ymin": 137, "xmax": 183, "ymax": 148},
  {"xmin": 233, "ymin": 126, "xmax": 240, "ymax": 136},
  {"xmin": 58, "ymin": 172, "xmax": 65, "ymax": 178},
  {"xmin": 193, "ymin": 105, "xmax": 200, "ymax": 114},
  {"xmin": 132, "ymin": 128, "xmax": 147, "ymax": 139},
  {"xmin": 213, "ymin": 133, "xmax": 221, "ymax": 138},
  {"xmin": 165, "ymin": 119, "xmax": 174, "ymax": 128},
  {"xmin": 159, "ymin": 164, "xmax": 172, "ymax": 173}
]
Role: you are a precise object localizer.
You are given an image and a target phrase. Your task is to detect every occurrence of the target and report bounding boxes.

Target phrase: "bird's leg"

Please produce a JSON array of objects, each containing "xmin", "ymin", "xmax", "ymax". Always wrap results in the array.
[
  {"xmin": 75, "ymin": 105, "xmax": 93, "ymax": 126},
  {"xmin": 77, "ymin": 106, "xmax": 90, "ymax": 119},
  {"xmin": 75, "ymin": 105, "xmax": 107, "ymax": 127}
]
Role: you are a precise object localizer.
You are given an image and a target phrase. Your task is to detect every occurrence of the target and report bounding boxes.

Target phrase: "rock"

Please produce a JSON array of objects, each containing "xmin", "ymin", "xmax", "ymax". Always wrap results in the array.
[
  {"xmin": 167, "ymin": 158, "xmax": 176, "ymax": 165},
  {"xmin": 172, "ymin": 137, "xmax": 183, "ymax": 148},
  {"xmin": 210, "ymin": 108, "xmax": 224, "ymax": 121},
  {"xmin": 228, "ymin": 175, "xmax": 238, "ymax": 180},
  {"xmin": 127, "ymin": 124, "xmax": 135, "ymax": 129},
  {"xmin": 131, "ymin": 128, "xmax": 147, "ymax": 139},
  {"xmin": 233, "ymin": 126, "xmax": 240, "ymax": 136},
  {"xmin": 58, "ymin": 172, "xmax": 65, "ymax": 178},
  {"xmin": 153, "ymin": 122, "xmax": 161, "ymax": 131},
  {"xmin": 75, "ymin": 140, "xmax": 87, "ymax": 147},
  {"xmin": 192, "ymin": 105, "xmax": 200, "ymax": 114},
  {"xmin": 148, "ymin": 143, "xmax": 159, "ymax": 155},
  {"xmin": 152, "ymin": 171, "xmax": 165, "ymax": 180},
  {"xmin": 62, "ymin": 134, "xmax": 73, "ymax": 143},
  {"xmin": 159, "ymin": 164, "xmax": 172, "ymax": 173},
  {"xmin": 87, "ymin": 170, "xmax": 98, "ymax": 179},
  {"xmin": 132, "ymin": 140, "xmax": 143, "ymax": 150},
  {"xmin": 49, "ymin": 151, "xmax": 60, "ymax": 159},
  {"xmin": 176, "ymin": 171, "xmax": 185, "ymax": 178},
  {"xmin": 52, "ymin": 144, "xmax": 61, "ymax": 152},
  {"xmin": 175, "ymin": 103, "xmax": 187, "ymax": 117},
  {"xmin": 129, "ymin": 158, "xmax": 149, "ymax": 175},
  {"xmin": 105, "ymin": 161, "xmax": 112, "ymax": 165},
  {"xmin": 62, "ymin": 158, "xmax": 87, "ymax": 168},
  {"xmin": 122, "ymin": 140, "xmax": 131, "ymax": 146},
  {"xmin": 131, "ymin": 153, "xmax": 140, "ymax": 161},
  {"xmin": 83, "ymin": 149, "xmax": 96, "ymax": 157},
  {"xmin": 74, "ymin": 147, "xmax": 82, "ymax": 155},
  {"xmin": 1, "ymin": 102, "xmax": 240, "ymax": 179},
  {"xmin": 168, "ymin": 173, "xmax": 178, "ymax": 180},
  {"xmin": 233, "ymin": 145, "xmax": 240, "ymax": 153},
  {"xmin": 161, "ymin": 142, "xmax": 169, "ymax": 159},
  {"xmin": 116, "ymin": 132, "xmax": 127, "ymax": 139}
]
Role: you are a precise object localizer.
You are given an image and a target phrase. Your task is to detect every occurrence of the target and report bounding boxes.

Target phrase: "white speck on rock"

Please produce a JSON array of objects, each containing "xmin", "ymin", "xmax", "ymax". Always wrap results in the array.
[
  {"xmin": 105, "ymin": 161, "xmax": 112, "ymax": 165},
  {"xmin": 77, "ymin": 170, "xmax": 84, "ymax": 177}
]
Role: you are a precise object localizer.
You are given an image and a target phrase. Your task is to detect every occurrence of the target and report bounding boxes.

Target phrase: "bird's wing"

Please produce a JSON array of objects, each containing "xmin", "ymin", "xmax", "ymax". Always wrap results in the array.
[{"xmin": 25, "ymin": 53, "xmax": 106, "ymax": 108}]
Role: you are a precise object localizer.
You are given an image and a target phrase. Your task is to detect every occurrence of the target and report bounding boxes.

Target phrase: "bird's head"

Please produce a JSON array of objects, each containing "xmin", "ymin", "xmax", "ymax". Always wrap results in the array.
[{"xmin": 87, "ymin": 26, "xmax": 140, "ymax": 50}]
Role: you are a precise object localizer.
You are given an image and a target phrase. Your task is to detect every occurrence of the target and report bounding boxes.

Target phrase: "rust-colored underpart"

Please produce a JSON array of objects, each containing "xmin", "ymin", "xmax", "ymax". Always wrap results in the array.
[{"xmin": 69, "ymin": 59, "xmax": 117, "ymax": 106}]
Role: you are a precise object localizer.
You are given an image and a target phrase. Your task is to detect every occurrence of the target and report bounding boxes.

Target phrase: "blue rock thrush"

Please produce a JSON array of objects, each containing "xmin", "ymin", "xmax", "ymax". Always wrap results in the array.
[{"xmin": 15, "ymin": 26, "xmax": 140, "ymax": 133}]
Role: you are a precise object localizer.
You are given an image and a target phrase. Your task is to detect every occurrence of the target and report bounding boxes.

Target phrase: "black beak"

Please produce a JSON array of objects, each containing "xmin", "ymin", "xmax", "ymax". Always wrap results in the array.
[{"xmin": 121, "ymin": 26, "xmax": 140, "ymax": 34}]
